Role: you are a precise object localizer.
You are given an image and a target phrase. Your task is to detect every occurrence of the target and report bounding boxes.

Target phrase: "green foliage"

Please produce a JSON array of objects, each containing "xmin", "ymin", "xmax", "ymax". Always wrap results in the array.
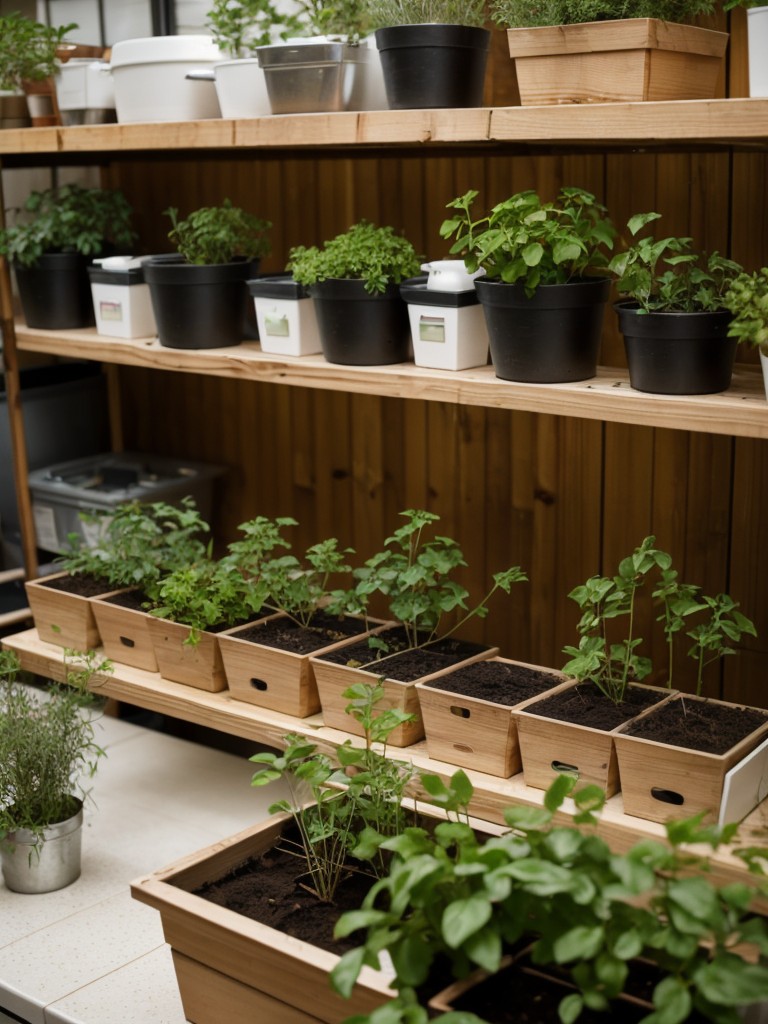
[
  {"xmin": 490, "ymin": 0, "xmax": 716, "ymax": 28},
  {"xmin": 287, "ymin": 221, "xmax": 422, "ymax": 294},
  {"xmin": 0, "ymin": 13, "xmax": 78, "ymax": 91},
  {"xmin": 0, "ymin": 649, "xmax": 112, "ymax": 847},
  {"xmin": 723, "ymin": 268, "xmax": 768, "ymax": 350},
  {"xmin": 440, "ymin": 187, "xmax": 616, "ymax": 297},
  {"xmin": 363, "ymin": 0, "xmax": 487, "ymax": 29},
  {"xmin": 250, "ymin": 682, "xmax": 416, "ymax": 901},
  {"xmin": 165, "ymin": 199, "xmax": 271, "ymax": 265},
  {"xmin": 206, "ymin": 0, "xmax": 304, "ymax": 56},
  {"xmin": 685, "ymin": 593, "xmax": 757, "ymax": 697},
  {"xmin": 608, "ymin": 212, "xmax": 743, "ymax": 313},
  {"xmin": 0, "ymin": 183, "xmax": 136, "ymax": 269},
  {"xmin": 332, "ymin": 774, "xmax": 768, "ymax": 1024}
]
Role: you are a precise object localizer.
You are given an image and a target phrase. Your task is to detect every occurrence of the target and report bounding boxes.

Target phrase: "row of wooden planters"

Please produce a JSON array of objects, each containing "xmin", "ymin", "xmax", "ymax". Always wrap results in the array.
[{"xmin": 26, "ymin": 569, "xmax": 768, "ymax": 832}]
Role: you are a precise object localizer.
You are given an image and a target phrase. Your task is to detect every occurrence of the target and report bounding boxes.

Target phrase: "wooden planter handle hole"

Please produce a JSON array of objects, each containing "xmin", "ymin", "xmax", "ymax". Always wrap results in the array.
[
  {"xmin": 651, "ymin": 787, "xmax": 684, "ymax": 806},
  {"xmin": 119, "ymin": 636, "xmax": 135, "ymax": 648},
  {"xmin": 250, "ymin": 678, "xmax": 269, "ymax": 691},
  {"xmin": 450, "ymin": 705, "xmax": 470, "ymax": 718},
  {"xmin": 551, "ymin": 760, "xmax": 579, "ymax": 777}
]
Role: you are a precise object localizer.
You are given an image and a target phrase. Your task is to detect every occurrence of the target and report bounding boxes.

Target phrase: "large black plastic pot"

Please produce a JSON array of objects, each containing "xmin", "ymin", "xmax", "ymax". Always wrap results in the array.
[
  {"xmin": 615, "ymin": 303, "xmax": 736, "ymax": 395},
  {"xmin": 309, "ymin": 279, "xmax": 410, "ymax": 365},
  {"xmin": 144, "ymin": 255, "xmax": 259, "ymax": 349},
  {"xmin": 475, "ymin": 277, "xmax": 610, "ymax": 383},
  {"xmin": 15, "ymin": 253, "xmax": 95, "ymax": 329},
  {"xmin": 374, "ymin": 24, "xmax": 490, "ymax": 109}
]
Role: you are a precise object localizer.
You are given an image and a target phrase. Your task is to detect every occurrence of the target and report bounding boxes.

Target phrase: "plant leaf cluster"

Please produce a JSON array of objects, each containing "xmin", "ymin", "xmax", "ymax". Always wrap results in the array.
[
  {"xmin": 489, "ymin": 0, "xmax": 716, "ymax": 28},
  {"xmin": 0, "ymin": 13, "xmax": 78, "ymax": 91},
  {"xmin": 206, "ymin": 0, "xmax": 305, "ymax": 56},
  {"xmin": 165, "ymin": 199, "xmax": 271, "ymax": 265},
  {"xmin": 331, "ymin": 772, "xmax": 768, "ymax": 1024},
  {"xmin": 364, "ymin": 0, "xmax": 487, "ymax": 29},
  {"xmin": 0, "ymin": 649, "xmax": 112, "ymax": 847},
  {"xmin": 609, "ymin": 212, "xmax": 743, "ymax": 313},
  {"xmin": 288, "ymin": 221, "xmax": 422, "ymax": 294},
  {"xmin": 0, "ymin": 183, "xmax": 136, "ymax": 269},
  {"xmin": 440, "ymin": 187, "xmax": 616, "ymax": 297},
  {"xmin": 723, "ymin": 267, "xmax": 768, "ymax": 350}
]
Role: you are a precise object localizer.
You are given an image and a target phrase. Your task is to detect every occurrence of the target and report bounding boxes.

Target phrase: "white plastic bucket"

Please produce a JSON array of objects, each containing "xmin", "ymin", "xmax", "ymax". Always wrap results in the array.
[{"xmin": 747, "ymin": 7, "xmax": 768, "ymax": 97}]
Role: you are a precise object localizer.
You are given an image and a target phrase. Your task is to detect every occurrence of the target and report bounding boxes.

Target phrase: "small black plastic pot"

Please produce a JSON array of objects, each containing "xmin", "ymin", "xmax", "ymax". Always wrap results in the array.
[
  {"xmin": 615, "ymin": 303, "xmax": 736, "ymax": 395},
  {"xmin": 309, "ymin": 278, "xmax": 410, "ymax": 365},
  {"xmin": 475, "ymin": 276, "xmax": 610, "ymax": 384},
  {"xmin": 374, "ymin": 24, "xmax": 490, "ymax": 109},
  {"xmin": 15, "ymin": 253, "xmax": 95, "ymax": 330},
  {"xmin": 144, "ymin": 255, "xmax": 259, "ymax": 350}
]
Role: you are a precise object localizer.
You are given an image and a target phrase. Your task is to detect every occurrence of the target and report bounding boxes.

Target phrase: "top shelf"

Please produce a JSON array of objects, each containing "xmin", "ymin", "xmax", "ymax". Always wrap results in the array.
[{"xmin": 1, "ymin": 99, "xmax": 767, "ymax": 157}]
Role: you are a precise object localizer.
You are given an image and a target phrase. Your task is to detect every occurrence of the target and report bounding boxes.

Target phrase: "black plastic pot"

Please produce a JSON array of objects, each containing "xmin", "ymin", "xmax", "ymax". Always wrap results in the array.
[
  {"xmin": 475, "ymin": 277, "xmax": 610, "ymax": 383},
  {"xmin": 15, "ymin": 253, "xmax": 95, "ymax": 329},
  {"xmin": 616, "ymin": 303, "xmax": 736, "ymax": 395},
  {"xmin": 309, "ymin": 279, "xmax": 410, "ymax": 365},
  {"xmin": 374, "ymin": 25, "xmax": 490, "ymax": 109},
  {"xmin": 144, "ymin": 255, "xmax": 259, "ymax": 350}
]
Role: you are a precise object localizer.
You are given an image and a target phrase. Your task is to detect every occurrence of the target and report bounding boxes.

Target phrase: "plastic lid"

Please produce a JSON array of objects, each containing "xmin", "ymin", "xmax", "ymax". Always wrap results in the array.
[
  {"xmin": 93, "ymin": 255, "xmax": 144, "ymax": 270},
  {"xmin": 110, "ymin": 36, "xmax": 223, "ymax": 68},
  {"xmin": 400, "ymin": 278, "xmax": 480, "ymax": 308}
]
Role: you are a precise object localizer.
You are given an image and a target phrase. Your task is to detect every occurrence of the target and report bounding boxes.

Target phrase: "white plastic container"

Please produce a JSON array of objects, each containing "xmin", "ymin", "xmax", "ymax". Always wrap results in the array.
[
  {"xmin": 109, "ymin": 36, "xmax": 223, "ymax": 123},
  {"xmin": 248, "ymin": 277, "xmax": 322, "ymax": 356},
  {"xmin": 56, "ymin": 60, "xmax": 115, "ymax": 125},
  {"xmin": 747, "ymin": 8, "xmax": 768, "ymax": 97},
  {"xmin": 213, "ymin": 58, "xmax": 271, "ymax": 118},
  {"xmin": 421, "ymin": 260, "xmax": 485, "ymax": 292},
  {"xmin": 401, "ymin": 279, "xmax": 489, "ymax": 371},
  {"xmin": 88, "ymin": 257, "xmax": 156, "ymax": 339}
]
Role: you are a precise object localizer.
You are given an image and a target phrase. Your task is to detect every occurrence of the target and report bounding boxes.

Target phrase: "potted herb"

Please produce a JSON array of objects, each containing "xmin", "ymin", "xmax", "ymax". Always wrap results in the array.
[
  {"xmin": 490, "ymin": 0, "xmax": 728, "ymax": 105},
  {"xmin": 364, "ymin": 0, "xmax": 490, "ymax": 109},
  {"xmin": 288, "ymin": 220, "xmax": 421, "ymax": 365},
  {"xmin": 0, "ymin": 182, "xmax": 136, "ymax": 329},
  {"xmin": 609, "ymin": 212, "xmax": 744, "ymax": 395},
  {"xmin": 440, "ymin": 186, "xmax": 616, "ymax": 383},
  {"xmin": 0, "ymin": 13, "xmax": 77, "ymax": 125},
  {"xmin": 144, "ymin": 199, "xmax": 271, "ymax": 350},
  {"xmin": 723, "ymin": 266, "xmax": 768, "ymax": 401},
  {"xmin": 0, "ymin": 648, "xmax": 112, "ymax": 893}
]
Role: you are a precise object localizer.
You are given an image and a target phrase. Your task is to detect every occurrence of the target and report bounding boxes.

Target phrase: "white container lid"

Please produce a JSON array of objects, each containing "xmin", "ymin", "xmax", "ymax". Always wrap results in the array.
[{"xmin": 110, "ymin": 35, "xmax": 223, "ymax": 69}]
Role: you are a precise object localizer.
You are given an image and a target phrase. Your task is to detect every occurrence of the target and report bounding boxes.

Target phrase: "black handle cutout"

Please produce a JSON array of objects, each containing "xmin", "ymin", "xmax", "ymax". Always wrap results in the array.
[
  {"xmin": 453, "ymin": 743, "xmax": 474, "ymax": 753},
  {"xmin": 119, "ymin": 636, "xmax": 136, "ymax": 648},
  {"xmin": 250, "ymin": 678, "xmax": 268, "ymax": 691},
  {"xmin": 450, "ymin": 706, "xmax": 470, "ymax": 719},
  {"xmin": 651, "ymin": 787, "xmax": 684, "ymax": 806},
  {"xmin": 551, "ymin": 761, "xmax": 579, "ymax": 777}
]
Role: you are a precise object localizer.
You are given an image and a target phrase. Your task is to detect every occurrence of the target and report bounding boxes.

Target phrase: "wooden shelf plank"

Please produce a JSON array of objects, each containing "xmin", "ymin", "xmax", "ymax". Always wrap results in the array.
[
  {"xmin": 4, "ymin": 626, "xmax": 766, "ymax": 897},
  {"xmin": 1, "ymin": 99, "xmax": 767, "ymax": 156},
  {"xmin": 14, "ymin": 324, "xmax": 768, "ymax": 438}
]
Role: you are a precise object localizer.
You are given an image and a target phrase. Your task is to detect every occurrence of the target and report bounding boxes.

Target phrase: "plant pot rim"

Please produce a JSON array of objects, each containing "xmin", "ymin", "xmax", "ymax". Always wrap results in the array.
[
  {"xmin": 514, "ymin": 680, "xmax": 677, "ymax": 737},
  {"xmin": 614, "ymin": 300, "xmax": 732, "ymax": 319},
  {"xmin": 4, "ymin": 798, "xmax": 83, "ymax": 845},
  {"xmin": 505, "ymin": 18, "xmax": 728, "ymax": 58},
  {"xmin": 415, "ymin": 657, "xmax": 567, "ymax": 711},
  {"xmin": 375, "ymin": 24, "xmax": 491, "ymax": 47}
]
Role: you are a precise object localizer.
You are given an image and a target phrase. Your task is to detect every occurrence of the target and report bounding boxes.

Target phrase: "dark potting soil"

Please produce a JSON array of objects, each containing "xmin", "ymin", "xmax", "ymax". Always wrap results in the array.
[
  {"xmin": 423, "ymin": 659, "xmax": 562, "ymax": 706},
  {"xmin": 104, "ymin": 588, "xmax": 148, "ymax": 610},
  {"xmin": 40, "ymin": 572, "xmax": 113, "ymax": 597},
  {"xmin": 231, "ymin": 610, "xmax": 369, "ymax": 656},
  {"xmin": 525, "ymin": 684, "xmax": 667, "ymax": 732},
  {"xmin": 623, "ymin": 697, "xmax": 768, "ymax": 755}
]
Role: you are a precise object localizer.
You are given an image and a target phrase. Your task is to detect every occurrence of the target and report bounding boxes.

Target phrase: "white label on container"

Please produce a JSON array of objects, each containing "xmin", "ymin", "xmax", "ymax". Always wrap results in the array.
[
  {"xmin": 100, "ymin": 300, "xmax": 124, "ymax": 322},
  {"xmin": 419, "ymin": 315, "xmax": 446, "ymax": 343},
  {"xmin": 33, "ymin": 503, "xmax": 60, "ymax": 551},
  {"xmin": 265, "ymin": 312, "xmax": 290, "ymax": 337}
]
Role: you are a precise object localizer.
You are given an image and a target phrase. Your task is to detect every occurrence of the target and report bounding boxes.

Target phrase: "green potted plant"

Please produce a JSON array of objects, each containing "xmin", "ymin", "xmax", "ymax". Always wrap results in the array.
[
  {"xmin": 609, "ymin": 212, "xmax": 744, "ymax": 395},
  {"xmin": 0, "ymin": 182, "xmax": 136, "ymax": 330},
  {"xmin": 0, "ymin": 648, "xmax": 112, "ymax": 894},
  {"xmin": 489, "ymin": 0, "xmax": 728, "ymax": 105},
  {"xmin": 440, "ymin": 186, "xmax": 616, "ymax": 383},
  {"xmin": 0, "ymin": 13, "xmax": 77, "ymax": 125},
  {"xmin": 288, "ymin": 220, "xmax": 421, "ymax": 365},
  {"xmin": 144, "ymin": 199, "xmax": 271, "ymax": 350},
  {"xmin": 723, "ymin": 266, "xmax": 768, "ymax": 401},
  {"xmin": 363, "ymin": 0, "xmax": 490, "ymax": 109}
]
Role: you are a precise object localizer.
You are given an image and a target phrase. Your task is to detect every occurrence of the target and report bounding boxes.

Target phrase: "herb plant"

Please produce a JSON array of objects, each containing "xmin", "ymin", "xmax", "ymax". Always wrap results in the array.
[
  {"xmin": 0, "ymin": 13, "xmax": 78, "ymax": 92},
  {"xmin": 165, "ymin": 199, "xmax": 271, "ymax": 265},
  {"xmin": 287, "ymin": 221, "xmax": 422, "ymax": 294},
  {"xmin": 685, "ymin": 593, "xmax": 757, "ymax": 697},
  {"xmin": 723, "ymin": 268, "xmax": 768, "ymax": 351},
  {"xmin": 440, "ymin": 187, "xmax": 616, "ymax": 297},
  {"xmin": 206, "ymin": 0, "xmax": 303, "ymax": 56},
  {"xmin": 490, "ymin": 0, "xmax": 717, "ymax": 28},
  {"xmin": 0, "ymin": 648, "xmax": 112, "ymax": 849},
  {"xmin": 0, "ymin": 183, "xmax": 136, "ymax": 269},
  {"xmin": 363, "ymin": 0, "xmax": 487, "ymax": 28},
  {"xmin": 292, "ymin": 0, "xmax": 370, "ymax": 38},
  {"xmin": 609, "ymin": 212, "xmax": 743, "ymax": 313}
]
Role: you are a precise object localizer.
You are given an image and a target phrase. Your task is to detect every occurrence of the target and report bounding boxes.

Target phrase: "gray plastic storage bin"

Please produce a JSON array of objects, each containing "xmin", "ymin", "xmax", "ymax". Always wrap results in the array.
[{"xmin": 28, "ymin": 452, "xmax": 226, "ymax": 552}]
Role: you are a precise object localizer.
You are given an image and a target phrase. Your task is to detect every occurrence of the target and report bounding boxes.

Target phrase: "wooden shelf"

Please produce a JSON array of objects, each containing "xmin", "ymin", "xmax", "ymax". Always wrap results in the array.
[
  {"xmin": 0, "ymin": 99, "xmax": 767, "ymax": 157},
  {"xmin": 14, "ymin": 323, "xmax": 768, "ymax": 438},
  {"xmin": 4, "ymin": 625, "xmax": 767, "ymax": 897}
]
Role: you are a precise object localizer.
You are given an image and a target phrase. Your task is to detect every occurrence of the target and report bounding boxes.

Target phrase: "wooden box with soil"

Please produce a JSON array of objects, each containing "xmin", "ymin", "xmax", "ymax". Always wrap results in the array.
[
  {"xmin": 218, "ymin": 613, "xmax": 390, "ymax": 718},
  {"xmin": 90, "ymin": 587, "xmax": 159, "ymax": 672},
  {"xmin": 311, "ymin": 626, "xmax": 499, "ymax": 747},
  {"xmin": 145, "ymin": 615, "xmax": 233, "ymax": 692},
  {"xmin": 614, "ymin": 694, "xmax": 768, "ymax": 824},
  {"xmin": 130, "ymin": 812, "xmax": 395, "ymax": 1024},
  {"xmin": 25, "ymin": 571, "xmax": 122, "ymax": 651},
  {"xmin": 415, "ymin": 657, "xmax": 566, "ymax": 778},
  {"xmin": 514, "ymin": 682, "xmax": 675, "ymax": 797}
]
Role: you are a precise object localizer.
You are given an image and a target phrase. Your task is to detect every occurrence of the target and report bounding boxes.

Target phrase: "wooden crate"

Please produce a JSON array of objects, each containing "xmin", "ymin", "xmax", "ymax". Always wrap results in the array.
[
  {"xmin": 145, "ymin": 615, "xmax": 227, "ymax": 692},
  {"xmin": 91, "ymin": 589, "xmax": 158, "ymax": 672},
  {"xmin": 24, "ymin": 571, "xmax": 117, "ymax": 651}
]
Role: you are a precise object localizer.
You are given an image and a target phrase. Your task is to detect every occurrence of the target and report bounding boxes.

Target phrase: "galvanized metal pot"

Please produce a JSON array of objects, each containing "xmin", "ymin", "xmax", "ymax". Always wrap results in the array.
[{"xmin": 1, "ymin": 800, "xmax": 83, "ymax": 894}]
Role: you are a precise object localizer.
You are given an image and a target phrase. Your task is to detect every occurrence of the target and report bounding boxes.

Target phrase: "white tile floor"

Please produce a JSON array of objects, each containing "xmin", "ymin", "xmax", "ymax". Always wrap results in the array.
[{"xmin": 0, "ymin": 711, "xmax": 287, "ymax": 1024}]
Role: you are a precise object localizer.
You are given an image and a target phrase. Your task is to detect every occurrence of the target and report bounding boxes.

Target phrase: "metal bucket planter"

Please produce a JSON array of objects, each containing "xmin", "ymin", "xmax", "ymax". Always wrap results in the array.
[
  {"xmin": 1, "ymin": 800, "xmax": 83, "ymax": 894},
  {"xmin": 256, "ymin": 41, "xmax": 376, "ymax": 114}
]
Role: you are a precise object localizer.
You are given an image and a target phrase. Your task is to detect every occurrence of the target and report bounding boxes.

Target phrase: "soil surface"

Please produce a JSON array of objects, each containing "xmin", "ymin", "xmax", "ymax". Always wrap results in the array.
[
  {"xmin": 104, "ymin": 588, "xmax": 147, "ymax": 610},
  {"xmin": 40, "ymin": 572, "xmax": 113, "ymax": 597},
  {"xmin": 231, "ymin": 611, "xmax": 369, "ymax": 656},
  {"xmin": 423, "ymin": 660, "xmax": 562, "ymax": 706},
  {"xmin": 624, "ymin": 696, "xmax": 768, "ymax": 755},
  {"xmin": 525, "ymin": 684, "xmax": 667, "ymax": 732}
]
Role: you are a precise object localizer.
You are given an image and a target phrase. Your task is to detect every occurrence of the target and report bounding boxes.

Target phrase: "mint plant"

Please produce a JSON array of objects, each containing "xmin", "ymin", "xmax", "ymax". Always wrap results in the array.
[
  {"xmin": 723, "ymin": 268, "xmax": 768, "ymax": 351},
  {"xmin": 0, "ymin": 13, "xmax": 78, "ymax": 92},
  {"xmin": 165, "ymin": 199, "xmax": 271, "ymax": 265},
  {"xmin": 206, "ymin": 0, "xmax": 303, "ymax": 56},
  {"xmin": 685, "ymin": 593, "xmax": 757, "ymax": 697},
  {"xmin": 439, "ymin": 187, "xmax": 616, "ymax": 297}
]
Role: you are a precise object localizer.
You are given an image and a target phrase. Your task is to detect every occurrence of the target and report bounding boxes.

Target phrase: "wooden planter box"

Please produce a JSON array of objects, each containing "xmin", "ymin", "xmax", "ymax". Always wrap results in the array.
[
  {"xmin": 25, "ymin": 571, "xmax": 119, "ymax": 651},
  {"xmin": 145, "ymin": 614, "xmax": 227, "ymax": 692},
  {"xmin": 130, "ymin": 813, "xmax": 394, "ymax": 1024},
  {"xmin": 505, "ymin": 19, "xmax": 728, "ymax": 105},
  {"xmin": 614, "ymin": 694, "xmax": 768, "ymax": 825},
  {"xmin": 415, "ymin": 657, "xmax": 566, "ymax": 778},
  {"xmin": 90, "ymin": 589, "xmax": 158, "ymax": 672}
]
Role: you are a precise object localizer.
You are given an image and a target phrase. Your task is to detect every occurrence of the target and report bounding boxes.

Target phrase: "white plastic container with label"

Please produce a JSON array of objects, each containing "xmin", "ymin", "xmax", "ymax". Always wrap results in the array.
[
  {"xmin": 248, "ymin": 276, "xmax": 322, "ymax": 356},
  {"xmin": 88, "ymin": 257, "xmax": 157, "ymax": 339},
  {"xmin": 401, "ymin": 278, "xmax": 489, "ymax": 371}
]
